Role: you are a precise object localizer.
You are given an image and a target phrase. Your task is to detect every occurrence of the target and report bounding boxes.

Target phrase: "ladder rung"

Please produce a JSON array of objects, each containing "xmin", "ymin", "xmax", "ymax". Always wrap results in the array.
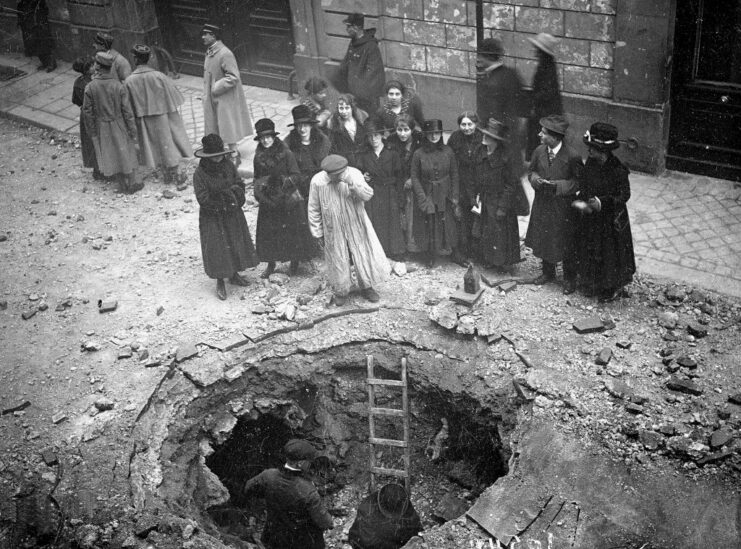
[
  {"xmin": 371, "ymin": 466, "xmax": 408, "ymax": 478},
  {"xmin": 370, "ymin": 406, "xmax": 405, "ymax": 417},
  {"xmin": 370, "ymin": 436, "xmax": 407, "ymax": 448},
  {"xmin": 367, "ymin": 378, "xmax": 405, "ymax": 387}
]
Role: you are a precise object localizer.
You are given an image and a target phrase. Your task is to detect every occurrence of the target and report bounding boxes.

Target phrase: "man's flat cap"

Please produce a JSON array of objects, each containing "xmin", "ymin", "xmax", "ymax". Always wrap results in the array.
[
  {"xmin": 284, "ymin": 439, "xmax": 319, "ymax": 461},
  {"xmin": 321, "ymin": 154, "xmax": 348, "ymax": 174}
]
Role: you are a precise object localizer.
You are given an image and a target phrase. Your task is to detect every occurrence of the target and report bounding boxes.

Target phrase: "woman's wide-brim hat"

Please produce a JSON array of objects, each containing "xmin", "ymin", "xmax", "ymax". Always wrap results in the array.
[
  {"xmin": 583, "ymin": 122, "xmax": 620, "ymax": 151},
  {"xmin": 377, "ymin": 483, "xmax": 410, "ymax": 519},
  {"xmin": 288, "ymin": 104, "xmax": 318, "ymax": 126},
  {"xmin": 480, "ymin": 118, "xmax": 508, "ymax": 141},
  {"xmin": 539, "ymin": 114, "xmax": 569, "ymax": 136},
  {"xmin": 421, "ymin": 119, "xmax": 445, "ymax": 133},
  {"xmin": 528, "ymin": 33, "xmax": 559, "ymax": 57},
  {"xmin": 254, "ymin": 118, "xmax": 279, "ymax": 141},
  {"xmin": 194, "ymin": 133, "xmax": 237, "ymax": 158}
]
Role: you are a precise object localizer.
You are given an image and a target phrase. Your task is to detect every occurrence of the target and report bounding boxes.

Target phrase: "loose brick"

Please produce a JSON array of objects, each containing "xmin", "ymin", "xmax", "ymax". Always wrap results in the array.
[
  {"xmin": 564, "ymin": 12, "xmax": 615, "ymax": 41},
  {"xmin": 384, "ymin": 0, "xmax": 424, "ymax": 19},
  {"xmin": 590, "ymin": 41, "xmax": 613, "ymax": 69},
  {"xmin": 424, "ymin": 0, "xmax": 468, "ymax": 25},
  {"xmin": 554, "ymin": 37, "xmax": 590, "ymax": 66},
  {"xmin": 514, "ymin": 7, "xmax": 563, "ymax": 35},
  {"xmin": 562, "ymin": 65, "xmax": 612, "ymax": 97},
  {"xmin": 446, "ymin": 24, "xmax": 476, "ymax": 51},
  {"xmin": 483, "ymin": 3, "xmax": 515, "ymax": 31},
  {"xmin": 404, "ymin": 20, "xmax": 446, "ymax": 46}
]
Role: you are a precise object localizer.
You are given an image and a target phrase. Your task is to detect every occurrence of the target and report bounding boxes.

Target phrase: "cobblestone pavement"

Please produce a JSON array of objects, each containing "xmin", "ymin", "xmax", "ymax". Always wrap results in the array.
[{"xmin": 1, "ymin": 52, "xmax": 740, "ymax": 297}]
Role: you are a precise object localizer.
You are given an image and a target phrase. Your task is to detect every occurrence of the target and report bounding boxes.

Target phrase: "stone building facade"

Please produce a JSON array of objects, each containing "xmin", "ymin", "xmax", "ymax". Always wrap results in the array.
[{"xmin": 2, "ymin": 1, "xmax": 738, "ymax": 180}]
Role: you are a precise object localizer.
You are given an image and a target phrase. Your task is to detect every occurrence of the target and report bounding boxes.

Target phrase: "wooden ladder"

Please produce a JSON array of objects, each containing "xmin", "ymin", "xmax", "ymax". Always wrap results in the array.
[{"xmin": 366, "ymin": 355, "xmax": 411, "ymax": 495}]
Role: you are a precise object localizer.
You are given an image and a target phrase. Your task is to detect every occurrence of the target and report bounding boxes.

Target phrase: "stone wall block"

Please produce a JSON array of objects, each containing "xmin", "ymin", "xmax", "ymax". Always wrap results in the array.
[
  {"xmin": 592, "ymin": 0, "xmax": 617, "ymax": 15},
  {"xmin": 483, "ymin": 4, "xmax": 515, "ymax": 31},
  {"xmin": 325, "ymin": 35, "xmax": 349, "ymax": 61},
  {"xmin": 467, "ymin": 0, "xmax": 477, "ymax": 26},
  {"xmin": 383, "ymin": 0, "xmax": 424, "ymax": 20},
  {"xmin": 446, "ymin": 24, "xmax": 476, "ymax": 51},
  {"xmin": 403, "ymin": 19, "xmax": 446, "ymax": 46},
  {"xmin": 427, "ymin": 46, "xmax": 470, "ymax": 78},
  {"xmin": 539, "ymin": 0, "xmax": 591, "ymax": 11},
  {"xmin": 380, "ymin": 16, "xmax": 404, "ymax": 42},
  {"xmin": 514, "ymin": 7, "xmax": 563, "ymax": 35},
  {"xmin": 564, "ymin": 12, "xmax": 615, "ymax": 41},
  {"xmin": 386, "ymin": 41, "xmax": 427, "ymax": 72},
  {"xmin": 424, "ymin": 0, "xmax": 468, "ymax": 25},
  {"xmin": 590, "ymin": 41, "xmax": 613, "ymax": 69},
  {"xmin": 563, "ymin": 65, "xmax": 612, "ymax": 97},
  {"xmin": 321, "ymin": 0, "xmax": 380, "ymax": 16}
]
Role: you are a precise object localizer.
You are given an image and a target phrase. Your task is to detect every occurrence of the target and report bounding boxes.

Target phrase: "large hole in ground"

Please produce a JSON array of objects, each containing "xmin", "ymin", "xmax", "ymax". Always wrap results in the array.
[{"xmin": 201, "ymin": 357, "xmax": 511, "ymax": 547}]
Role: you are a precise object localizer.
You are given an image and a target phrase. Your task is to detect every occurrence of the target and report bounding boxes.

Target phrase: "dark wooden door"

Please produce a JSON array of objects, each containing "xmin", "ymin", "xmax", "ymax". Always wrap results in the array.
[
  {"xmin": 667, "ymin": 0, "xmax": 741, "ymax": 181},
  {"xmin": 156, "ymin": 0, "xmax": 295, "ymax": 91}
]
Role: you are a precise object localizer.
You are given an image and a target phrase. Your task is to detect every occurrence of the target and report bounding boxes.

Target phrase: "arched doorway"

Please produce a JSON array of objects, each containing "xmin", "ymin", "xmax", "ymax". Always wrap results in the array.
[{"xmin": 155, "ymin": 0, "xmax": 295, "ymax": 90}]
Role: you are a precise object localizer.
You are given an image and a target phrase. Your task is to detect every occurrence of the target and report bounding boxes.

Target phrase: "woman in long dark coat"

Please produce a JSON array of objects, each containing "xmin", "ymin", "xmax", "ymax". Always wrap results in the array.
[
  {"xmin": 386, "ymin": 113, "xmax": 423, "ymax": 251},
  {"xmin": 252, "ymin": 118, "xmax": 313, "ymax": 278},
  {"xmin": 447, "ymin": 111, "xmax": 484, "ymax": 261},
  {"xmin": 16, "ymin": 0, "xmax": 56, "ymax": 71},
  {"xmin": 71, "ymin": 57, "xmax": 101, "ymax": 180},
  {"xmin": 475, "ymin": 120, "xmax": 523, "ymax": 272},
  {"xmin": 285, "ymin": 104, "xmax": 331, "ymax": 200},
  {"xmin": 411, "ymin": 119, "xmax": 460, "ymax": 267},
  {"xmin": 327, "ymin": 93, "xmax": 368, "ymax": 168},
  {"xmin": 526, "ymin": 33, "xmax": 563, "ymax": 159},
  {"xmin": 193, "ymin": 134, "xmax": 258, "ymax": 300},
  {"xmin": 574, "ymin": 122, "xmax": 636, "ymax": 302},
  {"xmin": 375, "ymin": 80, "xmax": 424, "ymax": 132},
  {"xmin": 356, "ymin": 118, "xmax": 406, "ymax": 259}
]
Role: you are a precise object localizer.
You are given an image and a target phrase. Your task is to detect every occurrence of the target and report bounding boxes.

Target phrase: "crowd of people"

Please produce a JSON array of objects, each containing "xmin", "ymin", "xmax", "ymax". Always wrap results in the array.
[{"xmin": 65, "ymin": 12, "xmax": 636, "ymax": 307}]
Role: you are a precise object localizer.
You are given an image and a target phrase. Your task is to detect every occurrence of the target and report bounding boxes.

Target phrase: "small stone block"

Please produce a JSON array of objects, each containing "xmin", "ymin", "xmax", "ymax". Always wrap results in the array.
[
  {"xmin": 662, "ymin": 357, "xmax": 674, "ymax": 366},
  {"xmin": 449, "ymin": 287, "xmax": 484, "ymax": 307},
  {"xmin": 98, "ymin": 300, "xmax": 118, "ymax": 313},
  {"xmin": 666, "ymin": 362, "xmax": 680, "ymax": 373},
  {"xmin": 41, "ymin": 449, "xmax": 58, "ymax": 466},
  {"xmin": 666, "ymin": 377, "xmax": 703, "ymax": 396},
  {"xmin": 144, "ymin": 359, "xmax": 161, "ymax": 368},
  {"xmin": 710, "ymin": 429, "xmax": 733, "ymax": 449},
  {"xmin": 616, "ymin": 340, "xmax": 632, "ymax": 349},
  {"xmin": 729, "ymin": 393, "xmax": 741, "ymax": 405},
  {"xmin": 176, "ymin": 343, "xmax": 199, "ymax": 363},
  {"xmin": 676, "ymin": 356, "xmax": 697, "ymax": 369},
  {"xmin": 498, "ymin": 281, "xmax": 517, "ymax": 293},
  {"xmin": 686, "ymin": 323, "xmax": 708, "ymax": 338},
  {"xmin": 51, "ymin": 412, "xmax": 67, "ymax": 424},
  {"xmin": 573, "ymin": 316, "xmax": 605, "ymax": 334},
  {"xmin": 117, "ymin": 347, "xmax": 133, "ymax": 359},
  {"xmin": 21, "ymin": 309, "xmax": 37, "ymax": 320},
  {"xmin": 595, "ymin": 347, "xmax": 612, "ymax": 365},
  {"xmin": 625, "ymin": 403, "xmax": 644, "ymax": 415}
]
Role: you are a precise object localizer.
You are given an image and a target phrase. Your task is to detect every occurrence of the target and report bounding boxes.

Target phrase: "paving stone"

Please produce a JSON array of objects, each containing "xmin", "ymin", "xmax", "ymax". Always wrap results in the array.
[
  {"xmin": 666, "ymin": 377, "xmax": 703, "ymax": 396},
  {"xmin": 709, "ymin": 429, "xmax": 734, "ymax": 449},
  {"xmin": 676, "ymin": 356, "xmax": 697, "ymax": 369},
  {"xmin": 595, "ymin": 347, "xmax": 612, "ymax": 365},
  {"xmin": 573, "ymin": 316, "xmax": 604, "ymax": 334}
]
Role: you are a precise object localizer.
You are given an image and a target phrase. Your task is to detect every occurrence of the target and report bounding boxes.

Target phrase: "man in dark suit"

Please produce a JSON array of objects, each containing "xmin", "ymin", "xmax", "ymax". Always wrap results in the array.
[{"xmin": 525, "ymin": 115, "xmax": 583, "ymax": 294}]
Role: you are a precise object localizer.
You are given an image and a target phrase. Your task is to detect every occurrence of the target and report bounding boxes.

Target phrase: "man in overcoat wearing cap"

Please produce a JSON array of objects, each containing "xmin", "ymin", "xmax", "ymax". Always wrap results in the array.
[
  {"xmin": 525, "ymin": 115, "xmax": 582, "ymax": 294},
  {"xmin": 83, "ymin": 51, "xmax": 140, "ymax": 193},
  {"xmin": 242, "ymin": 439, "xmax": 334, "ymax": 549},
  {"xmin": 476, "ymin": 37, "xmax": 525, "ymax": 161},
  {"xmin": 201, "ymin": 24, "xmax": 253, "ymax": 158},
  {"xmin": 124, "ymin": 44, "xmax": 192, "ymax": 183},
  {"xmin": 334, "ymin": 12, "xmax": 385, "ymax": 115},
  {"xmin": 93, "ymin": 32, "xmax": 131, "ymax": 82},
  {"xmin": 308, "ymin": 154, "xmax": 389, "ymax": 306}
]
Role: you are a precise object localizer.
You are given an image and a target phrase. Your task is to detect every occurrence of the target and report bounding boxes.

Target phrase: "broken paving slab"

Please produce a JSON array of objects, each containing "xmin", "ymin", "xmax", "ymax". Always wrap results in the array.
[
  {"xmin": 497, "ymin": 281, "xmax": 517, "ymax": 293},
  {"xmin": 449, "ymin": 287, "xmax": 484, "ymax": 306},
  {"xmin": 175, "ymin": 343, "xmax": 199, "ymax": 363},
  {"xmin": 573, "ymin": 316, "xmax": 604, "ymax": 334},
  {"xmin": 179, "ymin": 357, "xmax": 224, "ymax": 388},
  {"xmin": 201, "ymin": 335, "xmax": 251, "ymax": 352}
]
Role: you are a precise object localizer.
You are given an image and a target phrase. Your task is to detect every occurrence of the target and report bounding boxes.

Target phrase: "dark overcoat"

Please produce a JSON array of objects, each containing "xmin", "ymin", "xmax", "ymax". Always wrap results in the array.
[
  {"xmin": 477, "ymin": 65, "xmax": 525, "ymax": 132},
  {"xmin": 243, "ymin": 467, "xmax": 333, "ymax": 549},
  {"xmin": 327, "ymin": 113, "xmax": 368, "ymax": 169},
  {"xmin": 336, "ymin": 29, "xmax": 385, "ymax": 113},
  {"xmin": 576, "ymin": 154, "xmax": 636, "ymax": 291},
  {"xmin": 16, "ymin": 0, "xmax": 52, "ymax": 57},
  {"xmin": 193, "ymin": 159, "xmax": 257, "ymax": 279},
  {"xmin": 474, "ymin": 145, "xmax": 522, "ymax": 267},
  {"xmin": 356, "ymin": 145, "xmax": 406, "ymax": 256},
  {"xmin": 253, "ymin": 140, "xmax": 314, "ymax": 262},
  {"xmin": 72, "ymin": 73, "xmax": 97, "ymax": 171},
  {"xmin": 348, "ymin": 490, "xmax": 422, "ymax": 549},
  {"xmin": 286, "ymin": 128, "xmax": 331, "ymax": 198},
  {"xmin": 410, "ymin": 142, "xmax": 459, "ymax": 253},
  {"xmin": 386, "ymin": 132, "xmax": 424, "ymax": 249},
  {"xmin": 525, "ymin": 142, "xmax": 582, "ymax": 263},
  {"xmin": 527, "ymin": 53, "xmax": 563, "ymax": 156}
]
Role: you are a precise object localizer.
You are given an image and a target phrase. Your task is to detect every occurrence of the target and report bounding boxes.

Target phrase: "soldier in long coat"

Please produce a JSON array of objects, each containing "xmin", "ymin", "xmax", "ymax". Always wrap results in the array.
[
  {"xmin": 193, "ymin": 134, "xmax": 257, "ymax": 301},
  {"xmin": 308, "ymin": 155, "xmax": 389, "ymax": 305},
  {"xmin": 475, "ymin": 119, "xmax": 524, "ymax": 271},
  {"xmin": 71, "ymin": 57, "xmax": 100, "ymax": 179},
  {"xmin": 525, "ymin": 115, "xmax": 582, "ymax": 294},
  {"xmin": 574, "ymin": 122, "xmax": 636, "ymax": 303},
  {"xmin": 82, "ymin": 52, "xmax": 140, "ymax": 193},
  {"xmin": 124, "ymin": 45, "xmax": 192, "ymax": 183},
  {"xmin": 201, "ymin": 24, "xmax": 253, "ymax": 155},
  {"xmin": 356, "ymin": 118, "xmax": 406, "ymax": 259},
  {"xmin": 92, "ymin": 32, "xmax": 131, "ymax": 82}
]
